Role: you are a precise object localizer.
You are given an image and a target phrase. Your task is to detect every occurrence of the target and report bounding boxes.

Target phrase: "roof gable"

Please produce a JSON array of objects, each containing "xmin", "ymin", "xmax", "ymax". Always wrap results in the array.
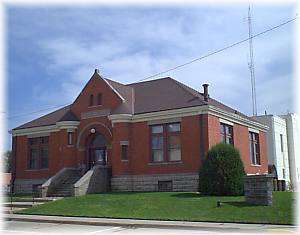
[
  {"xmin": 73, "ymin": 70, "xmax": 124, "ymax": 104},
  {"xmin": 71, "ymin": 70, "xmax": 124, "ymax": 117}
]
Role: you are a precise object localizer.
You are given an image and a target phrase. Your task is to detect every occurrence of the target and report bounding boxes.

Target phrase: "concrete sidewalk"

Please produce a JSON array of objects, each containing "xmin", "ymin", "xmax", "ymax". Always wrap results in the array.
[{"xmin": 4, "ymin": 214, "xmax": 297, "ymax": 232}]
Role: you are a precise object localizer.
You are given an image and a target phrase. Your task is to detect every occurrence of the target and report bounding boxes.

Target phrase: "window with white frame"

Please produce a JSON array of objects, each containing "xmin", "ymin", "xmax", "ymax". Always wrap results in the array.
[
  {"xmin": 220, "ymin": 123, "xmax": 234, "ymax": 145},
  {"xmin": 150, "ymin": 123, "xmax": 181, "ymax": 162},
  {"xmin": 151, "ymin": 125, "xmax": 164, "ymax": 162},
  {"xmin": 249, "ymin": 132, "xmax": 260, "ymax": 165}
]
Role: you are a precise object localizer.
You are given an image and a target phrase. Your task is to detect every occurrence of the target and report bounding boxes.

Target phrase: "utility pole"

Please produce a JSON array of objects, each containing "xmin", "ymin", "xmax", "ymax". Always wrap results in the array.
[{"xmin": 248, "ymin": 5, "xmax": 257, "ymax": 116}]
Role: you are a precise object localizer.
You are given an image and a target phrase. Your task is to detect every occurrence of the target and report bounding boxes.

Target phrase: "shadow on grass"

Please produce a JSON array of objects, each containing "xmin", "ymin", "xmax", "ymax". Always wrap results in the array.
[
  {"xmin": 222, "ymin": 201, "xmax": 258, "ymax": 208},
  {"xmin": 170, "ymin": 193, "xmax": 204, "ymax": 198}
]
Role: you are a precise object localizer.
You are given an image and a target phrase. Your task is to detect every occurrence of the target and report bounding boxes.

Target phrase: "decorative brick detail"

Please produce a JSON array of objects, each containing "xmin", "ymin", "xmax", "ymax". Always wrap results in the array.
[
  {"xmin": 244, "ymin": 174, "xmax": 273, "ymax": 206},
  {"xmin": 81, "ymin": 109, "xmax": 111, "ymax": 119},
  {"xmin": 111, "ymin": 173, "xmax": 199, "ymax": 192}
]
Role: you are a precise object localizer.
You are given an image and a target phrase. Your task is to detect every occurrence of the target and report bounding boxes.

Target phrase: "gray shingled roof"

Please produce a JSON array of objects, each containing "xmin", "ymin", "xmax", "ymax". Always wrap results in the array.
[
  {"xmin": 14, "ymin": 105, "xmax": 77, "ymax": 130},
  {"xmin": 14, "ymin": 76, "xmax": 257, "ymax": 130}
]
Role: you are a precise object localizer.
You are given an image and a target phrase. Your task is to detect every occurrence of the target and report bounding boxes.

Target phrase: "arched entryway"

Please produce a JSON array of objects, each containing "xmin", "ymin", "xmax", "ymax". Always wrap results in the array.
[{"xmin": 86, "ymin": 133, "xmax": 108, "ymax": 169}]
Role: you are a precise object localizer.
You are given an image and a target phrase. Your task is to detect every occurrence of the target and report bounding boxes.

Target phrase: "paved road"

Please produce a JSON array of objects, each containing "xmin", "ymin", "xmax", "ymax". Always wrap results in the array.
[{"xmin": 1, "ymin": 221, "xmax": 296, "ymax": 234}]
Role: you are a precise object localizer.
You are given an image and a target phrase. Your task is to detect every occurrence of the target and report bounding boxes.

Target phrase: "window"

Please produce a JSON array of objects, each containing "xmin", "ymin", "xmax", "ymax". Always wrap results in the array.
[
  {"xmin": 150, "ymin": 123, "xmax": 181, "ymax": 162},
  {"xmin": 220, "ymin": 123, "xmax": 233, "ymax": 145},
  {"xmin": 280, "ymin": 134, "xmax": 284, "ymax": 152},
  {"xmin": 68, "ymin": 132, "xmax": 73, "ymax": 145},
  {"xmin": 97, "ymin": 93, "xmax": 102, "ymax": 105},
  {"xmin": 28, "ymin": 136, "xmax": 49, "ymax": 169},
  {"xmin": 249, "ymin": 132, "xmax": 260, "ymax": 165},
  {"xmin": 151, "ymin": 125, "xmax": 164, "ymax": 162},
  {"xmin": 89, "ymin": 94, "xmax": 94, "ymax": 106},
  {"xmin": 167, "ymin": 123, "xmax": 181, "ymax": 161},
  {"xmin": 121, "ymin": 145, "xmax": 128, "ymax": 160},
  {"xmin": 158, "ymin": 181, "xmax": 173, "ymax": 191},
  {"xmin": 283, "ymin": 169, "xmax": 286, "ymax": 179},
  {"xmin": 40, "ymin": 147, "xmax": 49, "ymax": 169}
]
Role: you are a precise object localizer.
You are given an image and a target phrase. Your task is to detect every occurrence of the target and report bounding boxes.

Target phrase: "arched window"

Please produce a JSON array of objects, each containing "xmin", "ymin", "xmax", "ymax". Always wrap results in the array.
[
  {"xmin": 89, "ymin": 94, "xmax": 94, "ymax": 106},
  {"xmin": 97, "ymin": 93, "xmax": 102, "ymax": 105}
]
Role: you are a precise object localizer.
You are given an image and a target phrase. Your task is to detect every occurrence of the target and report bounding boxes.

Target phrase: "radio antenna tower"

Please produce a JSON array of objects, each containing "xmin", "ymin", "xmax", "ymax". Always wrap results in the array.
[{"xmin": 248, "ymin": 5, "xmax": 257, "ymax": 116}]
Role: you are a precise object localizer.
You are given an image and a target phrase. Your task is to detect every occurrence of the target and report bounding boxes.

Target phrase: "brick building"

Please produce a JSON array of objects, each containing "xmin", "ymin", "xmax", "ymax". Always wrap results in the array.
[{"xmin": 11, "ymin": 69, "xmax": 268, "ymax": 195}]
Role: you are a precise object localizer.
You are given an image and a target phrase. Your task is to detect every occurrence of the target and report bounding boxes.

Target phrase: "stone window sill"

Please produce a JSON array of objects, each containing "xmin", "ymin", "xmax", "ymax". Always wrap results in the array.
[
  {"xmin": 251, "ymin": 164, "xmax": 261, "ymax": 167},
  {"xmin": 88, "ymin": 105, "xmax": 103, "ymax": 108},
  {"xmin": 67, "ymin": 145, "xmax": 75, "ymax": 148},
  {"xmin": 148, "ymin": 161, "xmax": 183, "ymax": 166},
  {"xmin": 121, "ymin": 159, "xmax": 129, "ymax": 162},
  {"xmin": 26, "ymin": 168, "xmax": 49, "ymax": 171}
]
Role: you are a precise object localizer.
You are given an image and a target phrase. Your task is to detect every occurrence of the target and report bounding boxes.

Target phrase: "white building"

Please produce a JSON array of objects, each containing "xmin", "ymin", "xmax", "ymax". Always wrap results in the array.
[
  {"xmin": 280, "ymin": 113, "xmax": 300, "ymax": 189},
  {"xmin": 255, "ymin": 115, "xmax": 290, "ymax": 185}
]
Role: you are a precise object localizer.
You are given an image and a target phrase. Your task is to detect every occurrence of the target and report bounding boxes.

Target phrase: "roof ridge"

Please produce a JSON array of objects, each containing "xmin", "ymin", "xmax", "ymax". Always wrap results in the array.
[
  {"xmin": 126, "ymin": 77, "xmax": 172, "ymax": 86},
  {"xmin": 103, "ymin": 77, "xmax": 126, "ymax": 86},
  {"xmin": 168, "ymin": 77, "xmax": 204, "ymax": 100}
]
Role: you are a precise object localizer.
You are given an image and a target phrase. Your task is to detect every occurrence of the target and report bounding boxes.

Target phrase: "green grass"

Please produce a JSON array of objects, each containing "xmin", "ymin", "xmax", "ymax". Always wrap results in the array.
[{"xmin": 17, "ymin": 192, "xmax": 295, "ymax": 225}]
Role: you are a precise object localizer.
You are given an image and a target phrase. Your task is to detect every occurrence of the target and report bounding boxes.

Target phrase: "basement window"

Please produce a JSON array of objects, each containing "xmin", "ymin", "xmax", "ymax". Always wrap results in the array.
[{"xmin": 158, "ymin": 181, "xmax": 173, "ymax": 192}]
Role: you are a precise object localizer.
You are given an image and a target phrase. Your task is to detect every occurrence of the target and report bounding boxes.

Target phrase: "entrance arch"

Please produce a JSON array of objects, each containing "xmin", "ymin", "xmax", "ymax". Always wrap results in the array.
[{"xmin": 77, "ymin": 122, "xmax": 112, "ymax": 171}]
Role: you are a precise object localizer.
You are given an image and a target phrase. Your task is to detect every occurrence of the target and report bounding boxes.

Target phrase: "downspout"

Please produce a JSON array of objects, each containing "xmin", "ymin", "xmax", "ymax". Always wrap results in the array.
[
  {"xmin": 11, "ymin": 135, "xmax": 17, "ymax": 193},
  {"xmin": 129, "ymin": 87, "xmax": 135, "ymax": 191},
  {"xmin": 200, "ymin": 114, "xmax": 205, "ymax": 164}
]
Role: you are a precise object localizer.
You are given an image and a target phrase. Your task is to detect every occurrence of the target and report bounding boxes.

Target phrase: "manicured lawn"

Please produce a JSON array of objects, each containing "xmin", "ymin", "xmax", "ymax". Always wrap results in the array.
[{"xmin": 17, "ymin": 192, "xmax": 295, "ymax": 225}]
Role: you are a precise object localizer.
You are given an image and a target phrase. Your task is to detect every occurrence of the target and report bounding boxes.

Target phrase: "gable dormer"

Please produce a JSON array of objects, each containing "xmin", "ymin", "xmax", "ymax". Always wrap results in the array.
[{"xmin": 71, "ymin": 69, "xmax": 125, "ymax": 118}]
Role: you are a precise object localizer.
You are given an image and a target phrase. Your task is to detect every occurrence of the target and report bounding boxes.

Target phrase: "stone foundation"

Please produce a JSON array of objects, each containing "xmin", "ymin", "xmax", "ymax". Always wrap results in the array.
[
  {"xmin": 244, "ymin": 174, "xmax": 273, "ymax": 206},
  {"xmin": 111, "ymin": 173, "xmax": 199, "ymax": 192},
  {"xmin": 14, "ymin": 178, "xmax": 48, "ymax": 194}
]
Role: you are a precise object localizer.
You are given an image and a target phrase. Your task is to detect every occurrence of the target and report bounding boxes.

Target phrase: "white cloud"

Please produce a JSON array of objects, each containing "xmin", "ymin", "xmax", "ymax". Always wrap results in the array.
[{"xmin": 34, "ymin": 5, "xmax": 294, "ymax": 117}]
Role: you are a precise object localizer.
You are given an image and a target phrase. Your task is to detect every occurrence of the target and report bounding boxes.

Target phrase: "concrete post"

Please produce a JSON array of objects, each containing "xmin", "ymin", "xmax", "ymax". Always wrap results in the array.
[{"xmin": 244, "ymin": 174, "xmax": 273, "ymax": 206}]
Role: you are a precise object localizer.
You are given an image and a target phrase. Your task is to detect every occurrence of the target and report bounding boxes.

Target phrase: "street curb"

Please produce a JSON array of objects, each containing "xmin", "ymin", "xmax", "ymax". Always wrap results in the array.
[{"xmin": 4, "ymin": 214, "xmax": 297, "ymax": 231}]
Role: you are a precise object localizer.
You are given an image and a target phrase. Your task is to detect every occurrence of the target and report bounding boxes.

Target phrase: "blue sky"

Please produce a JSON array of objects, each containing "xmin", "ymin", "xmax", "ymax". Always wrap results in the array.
[{"xmin": 6, "ymin": 3, "xmax": 297, "ymax": 150}]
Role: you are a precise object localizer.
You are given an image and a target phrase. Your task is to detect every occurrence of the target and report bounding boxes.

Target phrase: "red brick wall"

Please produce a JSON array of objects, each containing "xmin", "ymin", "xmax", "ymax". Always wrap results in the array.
[
  {"xmin": 206, "ymin": 116, "xmax": 269, "ymax": 174},
  {"xmin": 13, "ymin": 113, "xmax": 268, "ymax": 180},
  {"xmin": 13, "ymin": 112, "xmax": 268, "ymax": 180},
  {"xmin": 111, "ymin": 115, "xmax": 202, "ymax": 176}
]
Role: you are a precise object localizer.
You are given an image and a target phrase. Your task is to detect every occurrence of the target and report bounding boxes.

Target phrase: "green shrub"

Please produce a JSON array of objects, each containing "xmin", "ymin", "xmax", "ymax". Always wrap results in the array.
[{"xmin": 199, "ymin": 143, "xmax": 245, "ymax": 196}]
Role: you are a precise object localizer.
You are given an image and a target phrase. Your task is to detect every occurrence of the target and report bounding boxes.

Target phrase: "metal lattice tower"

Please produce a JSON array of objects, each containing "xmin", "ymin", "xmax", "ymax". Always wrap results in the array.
[{"xmin": 248, "ymin": 5, "xmax": 258, "ymax": 116}]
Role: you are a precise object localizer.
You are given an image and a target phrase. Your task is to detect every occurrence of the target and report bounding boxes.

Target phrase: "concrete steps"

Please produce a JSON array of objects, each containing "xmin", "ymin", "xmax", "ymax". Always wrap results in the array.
[
  {"xmin": 3, "ymin": 201, "xmax": 43, "ymax": 208},
  {"xmin": 3, "ymin": 197, "xmax": 62, "ymax": 214},
  {"xmin": 2, "ymin": 207, "xmax": 26, "ymax": 214},
  {"xmin": 48, "ymin": 170, "xmax": 81, "ymax": 197}
]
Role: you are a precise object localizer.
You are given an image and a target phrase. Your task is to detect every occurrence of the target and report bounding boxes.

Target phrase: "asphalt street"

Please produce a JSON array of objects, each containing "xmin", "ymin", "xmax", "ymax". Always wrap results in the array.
[{"xmin": 1, "ymin": 221, "xmax": 296, "ymax": 235}]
